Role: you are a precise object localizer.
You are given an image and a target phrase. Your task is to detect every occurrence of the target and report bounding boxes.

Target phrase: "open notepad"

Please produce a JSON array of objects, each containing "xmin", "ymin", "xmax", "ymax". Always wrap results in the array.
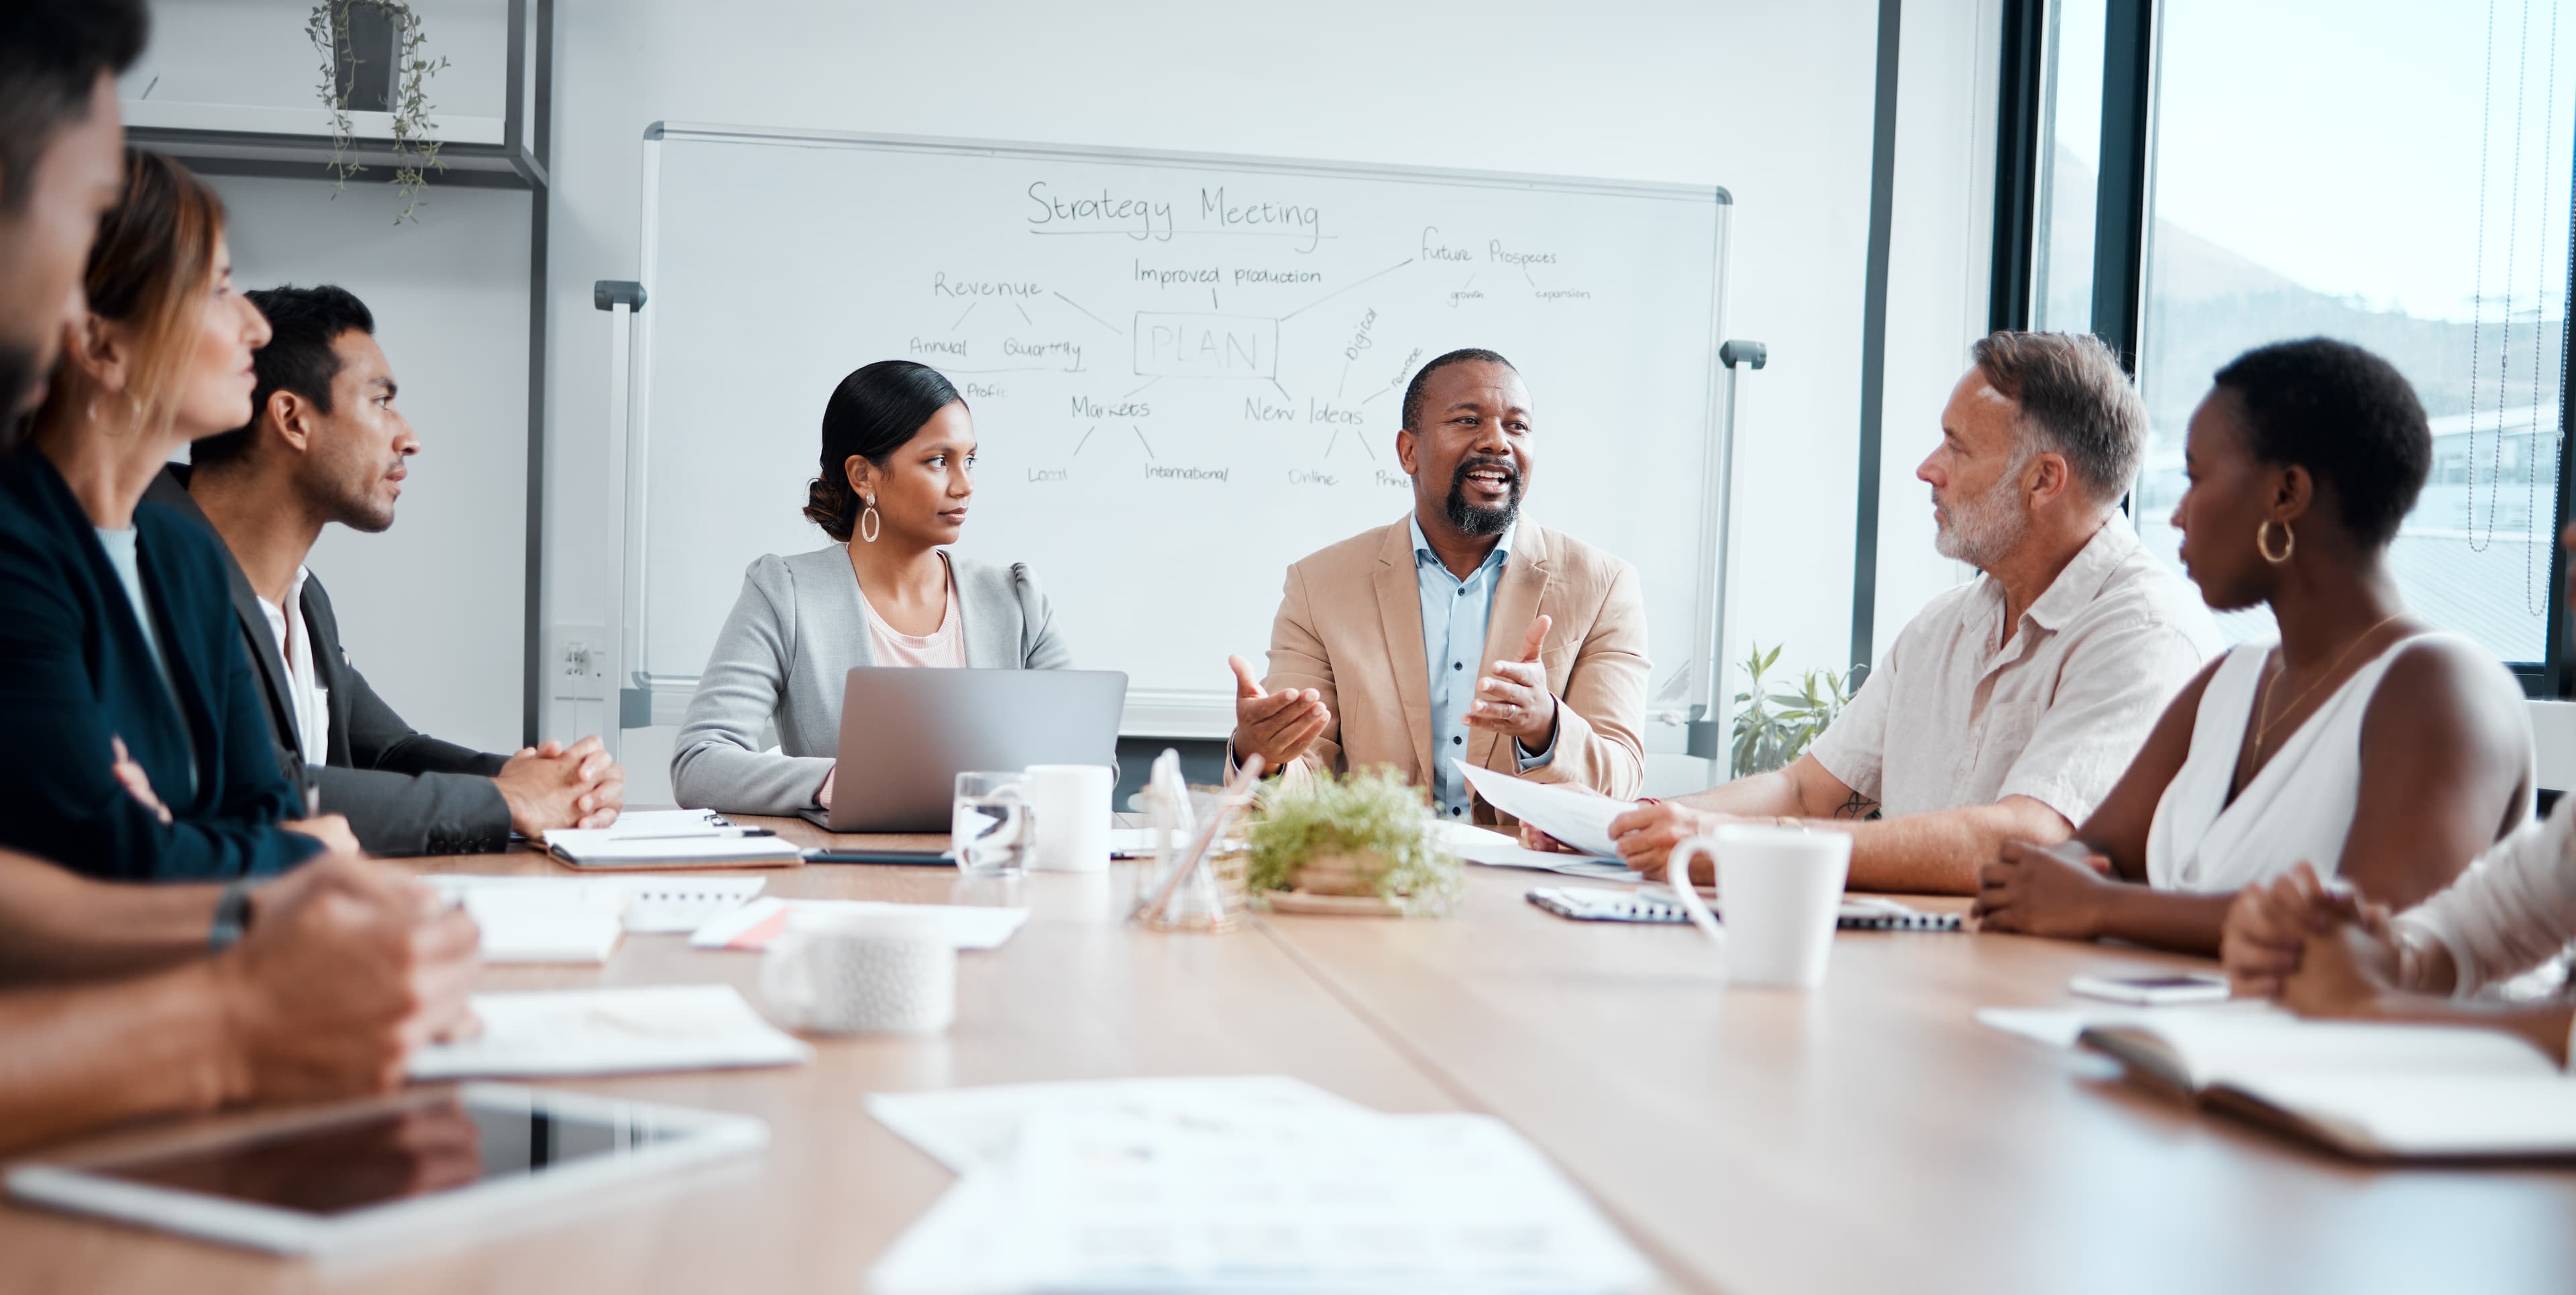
[
  {"xmin": 411, "ymin": 986, "xmax": 813, "ymax": 1080},
  {"xmin": 2078, "ymin": 1011, "xmax": 2576, "ymax": 1159}
]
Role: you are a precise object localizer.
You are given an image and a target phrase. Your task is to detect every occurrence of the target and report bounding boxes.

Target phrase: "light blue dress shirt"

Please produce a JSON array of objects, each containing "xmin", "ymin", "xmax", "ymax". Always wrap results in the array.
[
  {"xmin": 95, "ymin": 525, "xmax": 198, "ymax": 798},
  {"xmin": 1412, "ymin": 517, "xmax": 1553, "ymax": 821}
]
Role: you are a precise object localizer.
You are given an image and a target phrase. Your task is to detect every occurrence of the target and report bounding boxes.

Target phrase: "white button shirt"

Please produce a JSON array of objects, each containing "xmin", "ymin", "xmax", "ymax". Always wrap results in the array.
[
  {"xmin": 1807, "ymin": 516, "xmax": 2220, "ymax": 825},
  {"xmin": 255, "ymin": 566, "xmax": 331, "ymax": 764}
]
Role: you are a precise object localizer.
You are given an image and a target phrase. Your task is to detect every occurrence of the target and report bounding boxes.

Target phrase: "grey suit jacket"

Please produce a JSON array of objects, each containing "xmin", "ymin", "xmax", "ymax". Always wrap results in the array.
[
  {"xmin": 670, "ymin": 546, "xmax": 1073, "ymax": 815},
  {"xmin": 147, "ymin": 468, "xmax": 513, "ymax": 856}
]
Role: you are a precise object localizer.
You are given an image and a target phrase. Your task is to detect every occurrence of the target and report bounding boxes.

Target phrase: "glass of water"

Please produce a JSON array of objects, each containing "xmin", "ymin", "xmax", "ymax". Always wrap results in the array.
[{"xmin": 953, "ymin": 772, "xmax": 1035, "ymax": 878}]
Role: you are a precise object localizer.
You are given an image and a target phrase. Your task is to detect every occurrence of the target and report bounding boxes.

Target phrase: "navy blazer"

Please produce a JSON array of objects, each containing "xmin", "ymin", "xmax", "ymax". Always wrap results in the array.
[{"xmin": 0, "ymin": 451, "xmax": 320, "ymax": 880}]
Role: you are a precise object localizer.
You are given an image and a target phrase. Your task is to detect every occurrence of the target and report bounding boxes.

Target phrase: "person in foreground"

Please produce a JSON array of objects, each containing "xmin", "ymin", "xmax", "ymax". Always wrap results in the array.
[
  {"xmin": 1226, "ymin": 348, "xmax": 1649, "ymax": 823},
  {"xmin": 1587, "ymin": 333, "xmax": 2218, "ymax": 889},
  {"xmin": 1974, "ymin": 339, "xmax": 2532, "ymax": 954},
  {"xmin": 2218, "ymin": 523, "xmax": 2576, "ymax": 1067},
  {"xmin": 673, "ymin": 360, "xmax": 1072, "ymax": 815},
  {"xmin": 0, "ymin": 146, "xmax": 362, "ymax": 880},
  {"xmin": 147, "ymin": 284, "xmax": 625, "ymax": 855},
  {"xmin": 0, "ymin": 0, "xmax": 478, "ymax": 1154}
]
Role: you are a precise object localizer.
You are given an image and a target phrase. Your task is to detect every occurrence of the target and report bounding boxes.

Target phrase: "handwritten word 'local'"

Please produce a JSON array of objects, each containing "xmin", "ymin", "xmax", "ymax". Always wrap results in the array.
[{"xmin": 1026, "ymin": 183, "xmax": 1325, "ymax": 252}]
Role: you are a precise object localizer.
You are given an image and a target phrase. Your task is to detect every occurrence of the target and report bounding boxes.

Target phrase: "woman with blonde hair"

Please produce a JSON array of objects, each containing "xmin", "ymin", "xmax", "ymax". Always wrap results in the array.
[{"xmin": 0, "ymin": 148, "xmax": 356, "ymax": 880}]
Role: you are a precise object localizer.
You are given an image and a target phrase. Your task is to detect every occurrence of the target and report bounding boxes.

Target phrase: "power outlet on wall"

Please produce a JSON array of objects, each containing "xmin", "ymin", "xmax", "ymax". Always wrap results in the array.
[{"xmin": 550, "ymin": 623, "xmax": 609, "ymax": 702}]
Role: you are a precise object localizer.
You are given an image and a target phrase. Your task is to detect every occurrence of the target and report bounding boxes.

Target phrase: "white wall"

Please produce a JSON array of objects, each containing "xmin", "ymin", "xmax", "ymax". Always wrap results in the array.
[
  {"xmin": 124, "ymin": 1, "xmax": 2006, "ymax": 798},
  {"xmin": 539, "ymin": 0, "xmax": 2006, "ymax": 800},
  {"xmin": 203, "ymin": 173, "xmax": 533, "ymax": 756}
]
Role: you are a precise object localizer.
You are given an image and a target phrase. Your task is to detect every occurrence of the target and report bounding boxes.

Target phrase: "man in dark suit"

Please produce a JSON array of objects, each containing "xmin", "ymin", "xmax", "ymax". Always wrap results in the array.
[{"xmin": 148, "ymin": 284, "xmax": 625, "ymax": 855}]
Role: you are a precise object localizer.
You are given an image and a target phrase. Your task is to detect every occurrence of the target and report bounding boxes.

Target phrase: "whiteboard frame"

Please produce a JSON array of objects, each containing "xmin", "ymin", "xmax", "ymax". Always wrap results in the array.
[{"xmin": 619, "ymin": 121, "xmax": 1733, "ymax": 740}]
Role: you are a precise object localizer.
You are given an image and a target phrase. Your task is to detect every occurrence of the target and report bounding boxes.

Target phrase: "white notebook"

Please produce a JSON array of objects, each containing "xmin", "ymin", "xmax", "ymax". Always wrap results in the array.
[
  {"xmin": 2078, "ymin": 1010, "xmax": 2576, "ymax": 1159},
  {"xmin": 411, "ymin": 985, "xmax": 814, "ymax": 1080},
  {"xmin": 545, "ymin": 833, "xmax": 804, "ymax": 869}
]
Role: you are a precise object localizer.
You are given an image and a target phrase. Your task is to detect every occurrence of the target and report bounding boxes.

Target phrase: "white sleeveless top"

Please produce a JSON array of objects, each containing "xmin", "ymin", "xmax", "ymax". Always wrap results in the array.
[{"xmin": 2144, "ymin": 633, "xmax": 2509, "ymax": 893}]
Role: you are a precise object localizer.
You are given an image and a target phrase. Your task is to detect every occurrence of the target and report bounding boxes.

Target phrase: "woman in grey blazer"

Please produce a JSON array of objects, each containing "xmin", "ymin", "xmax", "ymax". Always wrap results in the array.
[{"xmin": 672, "ymin": 362, "xmax": 1072, "ymax": 815}]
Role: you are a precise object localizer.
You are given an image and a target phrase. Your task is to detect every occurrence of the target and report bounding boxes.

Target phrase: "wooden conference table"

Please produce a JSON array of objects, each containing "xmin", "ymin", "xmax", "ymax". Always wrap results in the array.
[{"xmin": 5, "ymin": 815, "xmax": 2574, "ymax": 1295}]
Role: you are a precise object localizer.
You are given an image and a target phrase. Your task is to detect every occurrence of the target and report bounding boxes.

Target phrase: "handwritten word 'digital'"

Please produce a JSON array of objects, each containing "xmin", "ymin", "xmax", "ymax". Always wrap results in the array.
[{"xmin": 1026, "ymin": 182, "xmax": 1173, "ymax": 241}]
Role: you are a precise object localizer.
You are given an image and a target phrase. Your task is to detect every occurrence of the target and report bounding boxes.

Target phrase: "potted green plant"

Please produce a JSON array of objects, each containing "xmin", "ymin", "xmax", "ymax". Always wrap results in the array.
[
  {"xmin": 1244, "ymin": 768, "xmax": 1462, "ymax": 917},
  {"xmin": 307, "ymin": 1, "xmax": 451, "ymax": 223},
  {"xmin": 1729, "ymin": 643, "xmax": 1856, "ymax": 779}
]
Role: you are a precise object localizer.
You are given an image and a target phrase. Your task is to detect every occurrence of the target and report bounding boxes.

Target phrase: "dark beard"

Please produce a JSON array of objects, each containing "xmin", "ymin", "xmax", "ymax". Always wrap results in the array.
[{"xmin": 1443, "ymin": 454, "xmax": 1521, "ymax": 536}]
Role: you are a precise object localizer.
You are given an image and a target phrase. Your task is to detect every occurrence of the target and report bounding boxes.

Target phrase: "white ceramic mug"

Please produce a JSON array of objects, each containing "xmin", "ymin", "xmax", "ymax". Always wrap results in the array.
[
  {"xmin": 1026, "ymin": 764, "xmax": 1114, "ymax": 872},
  {"xmin": 1666, "ymin": 824, "xmax": 1853, "ymax": 989},
  {"xmin": 759, "ymin": 909, "xmax": 957, "ymax": 1033}
]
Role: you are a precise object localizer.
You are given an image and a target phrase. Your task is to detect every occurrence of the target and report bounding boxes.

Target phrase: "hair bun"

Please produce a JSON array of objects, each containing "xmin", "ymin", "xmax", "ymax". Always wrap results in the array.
[{"xmin": 803, "ymin": 474, "xmax": 852, "ymax": 541}]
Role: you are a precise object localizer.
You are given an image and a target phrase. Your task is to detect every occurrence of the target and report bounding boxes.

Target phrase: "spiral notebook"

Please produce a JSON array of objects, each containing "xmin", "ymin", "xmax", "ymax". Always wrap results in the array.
[{"xmin": 1525, "ymin": 885, "xmax": 1962, "ymax": 931}]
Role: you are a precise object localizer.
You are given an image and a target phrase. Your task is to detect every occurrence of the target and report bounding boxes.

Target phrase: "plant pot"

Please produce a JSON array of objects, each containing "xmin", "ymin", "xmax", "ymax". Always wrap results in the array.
[{"xmin": 1291, "ymin": 850, "xmax": 1384, "ymax": 896}]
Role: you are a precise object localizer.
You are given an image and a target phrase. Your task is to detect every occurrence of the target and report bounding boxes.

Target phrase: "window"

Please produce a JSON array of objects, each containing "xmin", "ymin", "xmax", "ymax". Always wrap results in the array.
[
  {"xmin": 2030, "ymin": 0, "xmax": 2107, "ymax": 333},
  {"xmin": 2012, "ymin": 0, "xmax": 2576, "ymax": 674}
]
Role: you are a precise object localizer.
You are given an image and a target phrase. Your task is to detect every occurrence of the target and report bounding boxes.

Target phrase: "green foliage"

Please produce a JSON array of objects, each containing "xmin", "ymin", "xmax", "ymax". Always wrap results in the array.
[
  {"xmin": 1243, "ymin": 767, "xmax": 1462, "ymax": 916},
  {"xmin": 307, "ymin": 2, "xmax": 451, "ymax": 224},
  {"xmin": 1729, "ymin": 642, "xmax": 1855, "ymax": 780}
]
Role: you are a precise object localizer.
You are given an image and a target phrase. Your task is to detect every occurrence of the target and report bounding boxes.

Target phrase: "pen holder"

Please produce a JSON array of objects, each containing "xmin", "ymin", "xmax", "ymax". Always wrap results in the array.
[{"xmin": 1134, "ymin": 785, "xmax": 1250, "ymax": 933}]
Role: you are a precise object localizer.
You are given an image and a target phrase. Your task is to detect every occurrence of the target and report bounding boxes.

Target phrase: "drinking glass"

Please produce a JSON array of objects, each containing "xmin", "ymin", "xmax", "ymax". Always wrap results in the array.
[{"xmin": 953, "ymin": 772, "xmax": 1035, "ymax": 878}]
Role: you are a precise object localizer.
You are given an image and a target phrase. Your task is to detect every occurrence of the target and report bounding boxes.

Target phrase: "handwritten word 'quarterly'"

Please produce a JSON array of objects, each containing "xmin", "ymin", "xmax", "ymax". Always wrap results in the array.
[{"xmin": 1027, "ymin": 182, "xmax": 1174, "ymax": 241}]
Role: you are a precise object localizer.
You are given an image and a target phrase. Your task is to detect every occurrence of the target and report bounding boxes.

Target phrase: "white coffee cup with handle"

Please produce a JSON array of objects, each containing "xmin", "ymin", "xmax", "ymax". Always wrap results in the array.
[
  {"xmin": 1025, "ymin": 764, "xmax": 1115, "ymax": 872},
  {"xmin": 1665, "ymin": 823, "xmax": 1853, "ymax": 989},
  {"xmin": 759, "ymin": 908, "xmax": 957, "ymax": 1033}
]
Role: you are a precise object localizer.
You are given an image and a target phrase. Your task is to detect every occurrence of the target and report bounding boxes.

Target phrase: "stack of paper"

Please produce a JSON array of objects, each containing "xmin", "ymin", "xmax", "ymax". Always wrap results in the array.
[
  {"xmin": 427, "ymin": 874, "xmax": 767, "ymax": 935},
  {"xmin": 411, "ymin": 985, "xmax": 814, "ymax": 1079},
  {"xmin": 455, "ymin": 886, "xmax": 625, "ymax": 964},
  {"xmin": 866, "ymin": 1076, "xmax": 1652, "ymax": 1293},
  {"xmin": 690, "ymin": 898, "xmax": 1030, "ymax": 951},
  {"xmin": 1439, "ymin": 823, "xmax": 1640, "ymax": 882},
  {"xmin": 1454, "ymin": 761, "xmax": 1629, "ymax": 859}
]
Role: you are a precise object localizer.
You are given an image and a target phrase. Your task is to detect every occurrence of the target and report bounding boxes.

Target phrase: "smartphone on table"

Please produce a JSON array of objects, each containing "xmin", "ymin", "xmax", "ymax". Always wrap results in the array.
[{"xmin": 2067, "ymin": 972, "xmax": 2232, "ymax": 1006}]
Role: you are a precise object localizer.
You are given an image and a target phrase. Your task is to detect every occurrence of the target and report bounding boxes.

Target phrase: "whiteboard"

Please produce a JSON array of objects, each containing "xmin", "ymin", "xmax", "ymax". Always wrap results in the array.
[{"xmin": 628, "ymin": 124, "xmax": 1731, "ymax": 735}]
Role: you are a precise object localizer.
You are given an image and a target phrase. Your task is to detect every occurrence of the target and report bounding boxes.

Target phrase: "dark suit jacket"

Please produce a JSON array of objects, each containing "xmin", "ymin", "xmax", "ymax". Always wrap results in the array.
[
  {"xmin": 149, "ymin": 467, "xmax": 513, "ymax": 856},
  {"xmin": 0, "ymin": 452, "xmax": 319, "ymax": 880}
]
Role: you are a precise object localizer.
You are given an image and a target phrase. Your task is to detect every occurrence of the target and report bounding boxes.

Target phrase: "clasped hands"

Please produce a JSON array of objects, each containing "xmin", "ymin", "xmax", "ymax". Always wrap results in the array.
[
  {"xmin": 1228, "ymin": 615, "xmax": 1560, "ymax": 772},
  {"xmin": 494, "ymin": 735, "xmax": 627, "ymax": 835},
  {"xmin": 2218, "ymin": 862, "xmax": 2407, "ymax": 1016}
]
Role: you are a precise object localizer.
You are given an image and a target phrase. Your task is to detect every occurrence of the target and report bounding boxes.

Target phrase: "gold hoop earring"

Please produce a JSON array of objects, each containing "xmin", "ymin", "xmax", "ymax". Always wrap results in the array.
[
  {"xmin": 859, "ymin": 499, "xmax": 881, "ymax": 544},
  {"xmin": 2257, "ymin": 519, "xmax": 2295, "ymax": 564}
]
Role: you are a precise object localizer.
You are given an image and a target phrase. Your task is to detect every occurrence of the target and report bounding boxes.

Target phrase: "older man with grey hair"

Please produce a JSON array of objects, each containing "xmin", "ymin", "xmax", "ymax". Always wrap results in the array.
[{"xmin": 1585, "ymin": 331, "xmax": 2221, "ymax": 893}]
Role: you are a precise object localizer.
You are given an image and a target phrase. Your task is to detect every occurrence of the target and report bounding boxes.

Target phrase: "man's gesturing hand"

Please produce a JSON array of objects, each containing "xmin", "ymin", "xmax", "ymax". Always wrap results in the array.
[
  {"xmin": 1228, "ymin": 655, "xmax": 1330, "ymax": 773},
  {"xmin": 1467, "ymin": 615, "xmax": 1558, "ymax": 750}
]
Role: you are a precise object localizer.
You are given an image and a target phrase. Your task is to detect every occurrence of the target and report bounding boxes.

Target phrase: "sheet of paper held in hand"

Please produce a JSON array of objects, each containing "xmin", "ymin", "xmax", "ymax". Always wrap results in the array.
[{"xmin": 1454, "ymin": 760, "xmax": 1631, "ymax": 860}]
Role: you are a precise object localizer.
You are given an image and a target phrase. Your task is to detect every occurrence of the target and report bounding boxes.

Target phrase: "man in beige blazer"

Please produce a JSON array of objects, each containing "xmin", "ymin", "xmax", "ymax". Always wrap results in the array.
[{"xmin": 1226, "ymin": 349, "xmax": 1649, "ymax": 825}]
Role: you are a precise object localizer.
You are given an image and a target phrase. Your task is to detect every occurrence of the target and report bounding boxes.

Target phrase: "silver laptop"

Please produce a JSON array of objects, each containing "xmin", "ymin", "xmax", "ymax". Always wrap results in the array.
[{"xmin": 800, "ymin": 668, "xmax": 1128, "ymax": 833}]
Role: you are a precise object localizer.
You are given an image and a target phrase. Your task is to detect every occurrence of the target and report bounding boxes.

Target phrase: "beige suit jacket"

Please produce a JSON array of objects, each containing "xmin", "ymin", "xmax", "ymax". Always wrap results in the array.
[{"xmin": 1251, "ymin": 514, "xmax": 1650, "ymax": 823}]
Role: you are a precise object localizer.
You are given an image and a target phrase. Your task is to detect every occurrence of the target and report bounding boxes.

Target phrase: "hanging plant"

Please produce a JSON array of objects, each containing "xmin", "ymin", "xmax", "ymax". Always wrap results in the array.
[{"xmin": 305, "ymin": 1, "xmax": 451, "ymax": 223}]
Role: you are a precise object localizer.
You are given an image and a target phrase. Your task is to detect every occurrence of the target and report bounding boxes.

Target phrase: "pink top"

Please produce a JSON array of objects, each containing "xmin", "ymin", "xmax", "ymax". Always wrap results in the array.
[{"xmin": 861, "ymin": 562, "xmax": 967, "ymax": 669}]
